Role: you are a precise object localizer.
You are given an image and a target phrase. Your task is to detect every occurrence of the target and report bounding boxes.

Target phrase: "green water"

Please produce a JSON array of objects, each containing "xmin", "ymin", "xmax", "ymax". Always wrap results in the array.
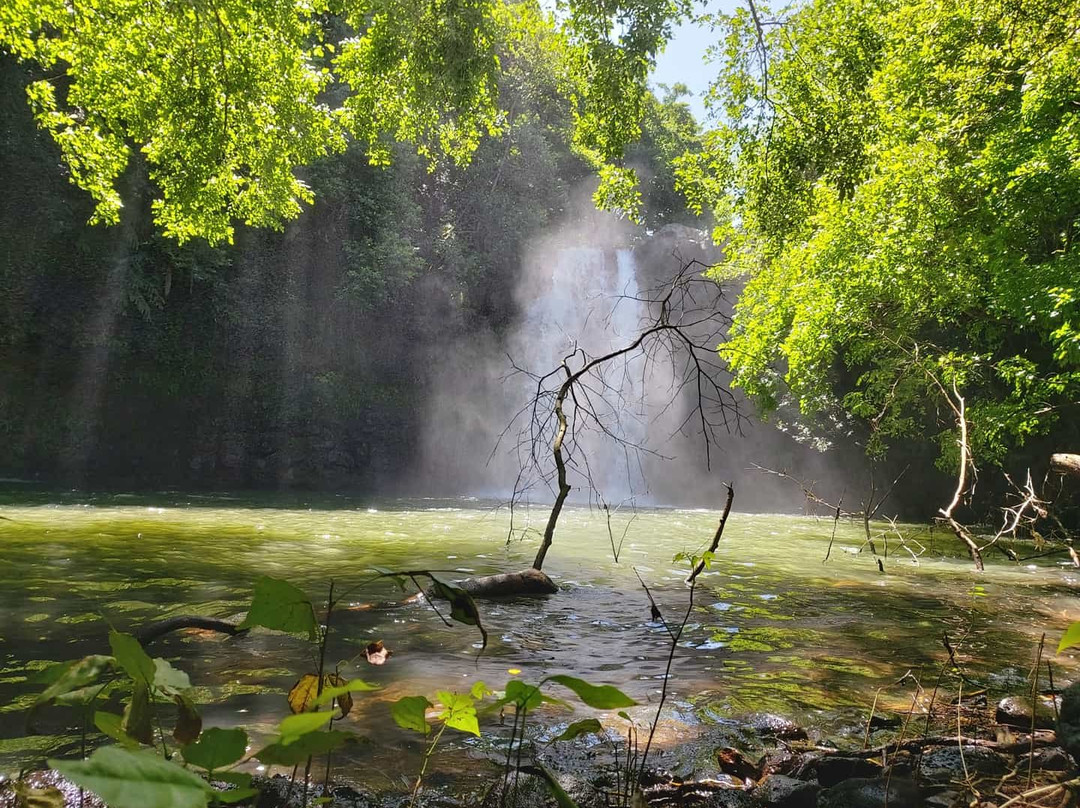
[{"xmin": 2, "ymin": 493, "xmax": 1078, "ymax": 783}]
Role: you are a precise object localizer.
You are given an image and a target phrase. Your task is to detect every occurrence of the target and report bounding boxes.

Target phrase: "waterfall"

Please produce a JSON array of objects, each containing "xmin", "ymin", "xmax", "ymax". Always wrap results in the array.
[{"xmin": 512, "ymin": 246, "xmax": 649, "ymax": 502}]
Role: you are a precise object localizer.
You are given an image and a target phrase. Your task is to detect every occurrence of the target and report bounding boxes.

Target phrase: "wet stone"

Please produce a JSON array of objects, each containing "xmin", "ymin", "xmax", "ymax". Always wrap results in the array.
[
  {"xmin": 748, "ymin": 714, "xmax": 807, "ymax": 741},
  {"xmin": 817, "ymin": 777, "xmax": 922, "ymax": 808},
  {"xmin": 917, "ymin": 746, "xmax": 1008, "ymax": 783},
  {"xmin": 996, "ymin": 696, "xmax": 1055, "ymax": 730},
  {"xmin": 752, "ymin": 774, "xmax": 819, "ymax": 808},
  {"xmin": 806, "ymin": 755, "xmax": 882, "ymax": 787}
]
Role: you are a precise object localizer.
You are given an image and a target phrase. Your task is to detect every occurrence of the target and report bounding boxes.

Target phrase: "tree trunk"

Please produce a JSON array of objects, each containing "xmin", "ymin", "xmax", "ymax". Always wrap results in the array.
[{"xmin": 1051, "ymin": 454, "xmax": 1080, "ymax": 478}]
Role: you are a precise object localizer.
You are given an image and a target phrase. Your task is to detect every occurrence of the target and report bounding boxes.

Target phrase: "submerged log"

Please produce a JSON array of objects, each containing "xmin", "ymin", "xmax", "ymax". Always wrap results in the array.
[
  {"xmin": 136, "ymin": 616, "xmax": 247, "ymax": 646},
  {"xmin": 433, "ymin": 568, "xmax": 558, "ymax": 598},
  {"xmin": 1051, "ymin": 453, "xmax": 1080, "ymax": 478}
]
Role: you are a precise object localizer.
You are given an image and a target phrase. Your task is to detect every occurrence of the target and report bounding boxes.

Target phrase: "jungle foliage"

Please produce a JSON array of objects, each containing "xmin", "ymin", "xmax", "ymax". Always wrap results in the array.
[
  {"xmin": 680, "ymin": 0, "xmax": 1080, "ymax": 477},
  {"xmin": 0, "ymin": 0, "xmax": 689, "ymax": 243}
]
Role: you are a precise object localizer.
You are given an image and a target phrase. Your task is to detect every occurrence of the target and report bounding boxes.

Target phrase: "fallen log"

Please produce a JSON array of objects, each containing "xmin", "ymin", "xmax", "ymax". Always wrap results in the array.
[
  {"xmin": 136, "ymin": 616, "xmax": 248, "ymax": 646},
  {"xmin": 1051, "ymin": 453, "xmax": 1080, "ymax": 478},
  {"xmin": 431, "ymin": 567, "xmax": 558, "ymax": 599}
]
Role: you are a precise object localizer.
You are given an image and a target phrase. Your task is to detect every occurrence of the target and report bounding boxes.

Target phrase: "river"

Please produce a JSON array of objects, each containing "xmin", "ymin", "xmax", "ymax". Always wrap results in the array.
[{"xmin": 2, "ymin": 493, "xmax": 1077, "ymax": 788}]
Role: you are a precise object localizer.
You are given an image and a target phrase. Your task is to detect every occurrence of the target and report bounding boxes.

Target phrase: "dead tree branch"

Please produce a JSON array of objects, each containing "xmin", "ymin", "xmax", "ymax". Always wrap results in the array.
[{"xmin": 502, "ymin": 260, "xmax": 744, "ymax": 571}]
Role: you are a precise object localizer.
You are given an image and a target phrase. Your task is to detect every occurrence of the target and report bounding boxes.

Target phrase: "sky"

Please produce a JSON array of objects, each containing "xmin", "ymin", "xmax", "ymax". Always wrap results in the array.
[{"xmin": 650, "ymin": 0, "xmax": 741, "ymax": 124}]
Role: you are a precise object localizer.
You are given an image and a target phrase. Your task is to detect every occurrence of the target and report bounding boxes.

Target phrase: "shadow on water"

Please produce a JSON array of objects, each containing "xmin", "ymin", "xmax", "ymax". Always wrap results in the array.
[{"xmin": 2, "ymin": 496, "xmax": 1079, "ymax": 782}]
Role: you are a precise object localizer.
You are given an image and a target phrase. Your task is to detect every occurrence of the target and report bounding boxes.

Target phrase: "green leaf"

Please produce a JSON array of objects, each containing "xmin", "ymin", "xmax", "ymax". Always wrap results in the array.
[
  {"xmin": 436, "ymin": 691, "xmax": 480, "ymax": 737},
  {"xmin": 391, "ymin": 696, "xmax": 432, "ymax": 735},
  {"xmin": 238, "ymin": 576, "xmax": 317, "ymax": 641},
  {"xmin": 1058, "ymin": 622, "xmax": 1080, "ymax": 654},
  {"xmin": 110, "ymin": 631, "xmax": 156, "ymax": 685},
  {"xmin": 49, "ymin": 747, "xmax": 213, "ymax": 808},
  {"xmin": 552, "ymin": 718, "xmax": 603, "ymax": 742},
  {"xmin": 278, "ymin": 711, "xmax": 334, "ymax": 744},
  {"xmin": 153, "ymin": 659, "xmax": 192, "ymax": 695},
  {"xmin": 181, "ymin": 727, "xmax": 248, "ymax": 772},
  {"xmin": 32, "ymin": 655, "xmax": 113, "ymax": 710},
  {"xmin": 94, "ymin": 711, "xmax": 136, "ymax": 746},
  {"xmin": 311, "ymin": 677, "xmax": 381, "ymax": 709},
  {"xmin": 254, "ymin": 731, "xmax": 352, "ymax": 766},
  {"xmin": 502, "ymin": 680, "xmax": 544, "ymax": 711},
  {"xmin": 470, "ymin": 680, "xmax": 492, "ymax": 700},
  {"xmin": 429, "ymin": 577, "xmax": 488, "ymax": 651},
  {"xmin": 544, "ymin": 676, "xmax": 636, "ymax": 709}
]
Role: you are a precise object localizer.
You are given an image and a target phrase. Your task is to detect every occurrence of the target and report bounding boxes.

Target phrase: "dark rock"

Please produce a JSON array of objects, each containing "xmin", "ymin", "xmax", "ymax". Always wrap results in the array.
[
  {"xmin": 868, "ymin": 714, "xmax": 901, "ymax": 729},
  {"xmin": 753, "ymin": 774, "xmax": 819, "ymax": 808},
  {"xmin": 996, "ymin": 696, "xmax": 1055, "ymax": 730},
  {"xmin": 1057, "ymin": 681, "xmax": 1080, "ymax": 764},
  {"xmin": 917, "ymin": 746, "xmax": 1007, "ymax": 783},
  {"xmin": 817, "ymin": 777, "xmax": 922, "ymax": 808},
  {"xmin": 717, "ymin": 747, "xmax": 764, "ymax": 782},
  {"xmin": 748, "ymin": 714, "xmax": 808, "ymax": 741},
  {"xmin": 553, "ymin": 772, "xmax": 605, "ymax": 808},
  {"xmin": 807, "ymin": 755, "xmax": 882, "ymax": 787},
  {"xmin": 1030, "ymin": 745, "xmax": 1074, "ymax": 771}
]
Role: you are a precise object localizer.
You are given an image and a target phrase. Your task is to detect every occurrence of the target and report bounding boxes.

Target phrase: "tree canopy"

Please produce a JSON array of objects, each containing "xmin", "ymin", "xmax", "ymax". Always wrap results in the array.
[
  {"xmin": 0, "ymin": 0, "xmax": 686, "ymax": 244},
  {"xmin": 680, "ymin": 0, "xmax": 1080, "ymax": 473}
]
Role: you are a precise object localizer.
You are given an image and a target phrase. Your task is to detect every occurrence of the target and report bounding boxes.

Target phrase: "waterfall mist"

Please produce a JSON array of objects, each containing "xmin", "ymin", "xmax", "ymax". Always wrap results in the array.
[{"xmin": 413, "ymin": 208, "xmax": 868, "ymax": 512}]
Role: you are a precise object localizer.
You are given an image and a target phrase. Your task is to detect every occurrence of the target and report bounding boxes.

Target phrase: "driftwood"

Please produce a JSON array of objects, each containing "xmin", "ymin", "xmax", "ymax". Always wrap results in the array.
[
  {"xmin": 136, "ymin": 616, "xmax": 247, "ymax": 646},
  {"xmin": 433, "ymin": 567, "xmax": 558, "ymax": 598},
  {"xmin": 1051, "ymin": 454, "xmax": 1080, "ymax": 478}
]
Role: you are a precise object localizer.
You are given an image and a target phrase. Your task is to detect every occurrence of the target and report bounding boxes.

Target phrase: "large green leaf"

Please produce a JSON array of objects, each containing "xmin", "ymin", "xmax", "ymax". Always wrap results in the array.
[
  {"xmin": 49, "ymin": 746, "xmax": 213, "ymax": 808},
  {"xmin": 255, "ymin": 731, "xmax": 353, "ymax": 766},
  {"xmin": 181, "ymin": 727, "xmax": 248, "ymax": 772},
  {"xmin": 545, "ymin": 675, "xmax": 635, "ymax": 709},
  {"xmin": 110, "ymin": 631, "xmax": 156, "ymax": 685},
  {"xmin": 436, "ymin": 691, "xmax": 480, "ymax": 737},
  {"xmin": 391, "ymin": 696, "xmax": 432, "ymax": 735},
  {"xmin": 1058, "ymin": 622, "xmax": 1080, "ymax": 654},
  {"xmin": 278, "ymin": 711, "xmax": 333, "ymax": 744},
  {"xmin": 238, "ymin": 576, "xmax": 317, "ymax": 641}
]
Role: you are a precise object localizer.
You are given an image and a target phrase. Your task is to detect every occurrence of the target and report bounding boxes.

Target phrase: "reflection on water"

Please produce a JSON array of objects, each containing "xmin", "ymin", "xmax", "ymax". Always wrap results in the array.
[{"xmin": 2, "ymin": 493, "xmax": 1079, "ymax": 781}]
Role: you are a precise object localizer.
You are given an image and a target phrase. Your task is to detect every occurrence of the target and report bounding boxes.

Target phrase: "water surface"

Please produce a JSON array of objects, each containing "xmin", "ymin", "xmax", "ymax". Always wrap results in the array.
[{"xmin": 2, "ymin": 494, "xmax": 1077, "ymax": 783}]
